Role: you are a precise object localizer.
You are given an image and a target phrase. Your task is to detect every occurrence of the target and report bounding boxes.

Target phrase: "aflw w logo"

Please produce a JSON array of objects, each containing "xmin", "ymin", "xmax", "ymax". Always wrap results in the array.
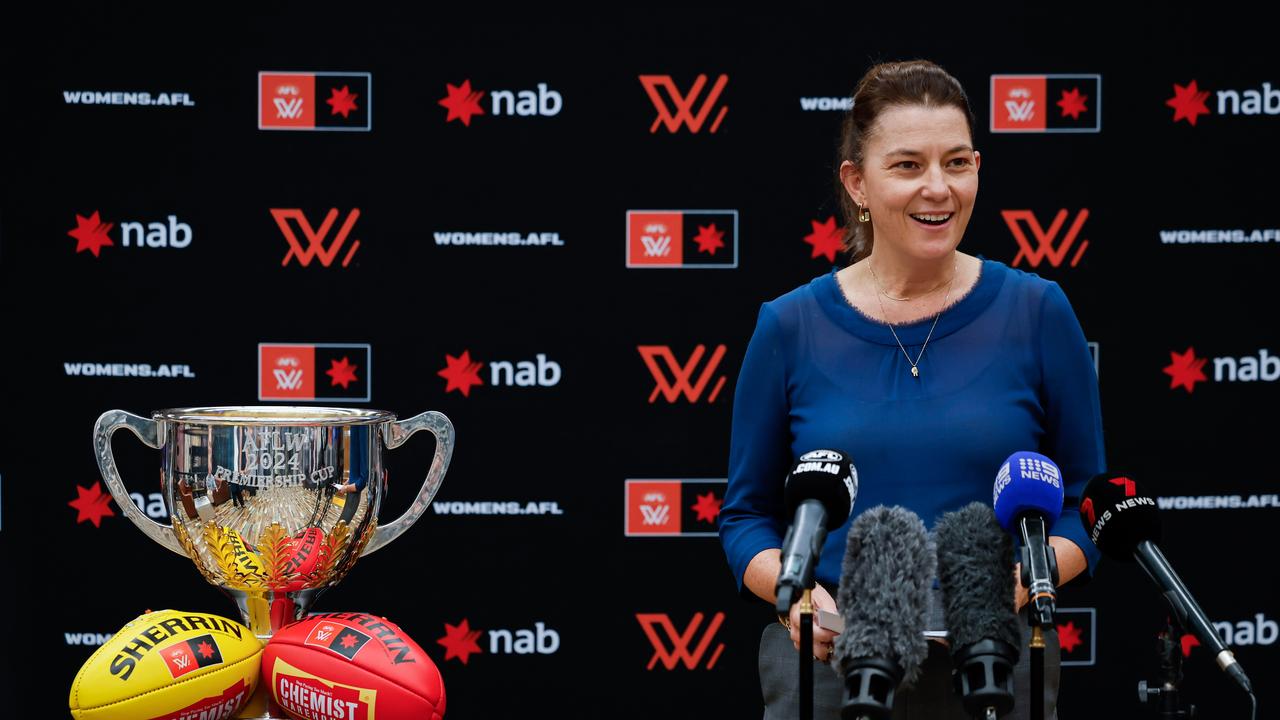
[
  {"xmin": 640, "ymin": 503, "xmax": 670, "ymax": 525},
  {"xmin": 636, "ymin": 612, "xmax": 725, "ymax": 670},
  {"xmin": 637, "ymin": 345, "xmax": 728, "ymax": 403},
  {"xmin": 271, "ymin": 208, "xmax": 362, "ymax": 267},
  {"xmin": 1005, "ymin": 87, "xmax": 1035, "ymax": 122},
  {"xmin": 273, "ymin": 355, "xmax": 303, "ymax": 390},
  {"xmin": 170, "ymin": 651, "xmax": 190, "ymax": 669},
  {"xmin": 274, "ymin": 97, "xmax": 304, "ymax": 119},
  {"xmin": 641, "ymin": 233, "xmax": 671, "ymax": 257},
  {"xmin": 638, "ymin": 74, "xmax": 729, "ymax": 134},
  {"xmin": 1002, "ymin": 209, "xmax": 1090, "ymax": 268},
  {"xmin": 273, "ymin": 370, "xmax": 301, "ymax": 389}
]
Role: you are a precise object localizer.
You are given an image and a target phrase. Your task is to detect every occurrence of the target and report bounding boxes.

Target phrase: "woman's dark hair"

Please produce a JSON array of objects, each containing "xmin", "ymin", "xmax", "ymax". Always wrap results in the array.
[{"xmin": 836, "ymin": 60, "xmax": 977, "ymax": 262}]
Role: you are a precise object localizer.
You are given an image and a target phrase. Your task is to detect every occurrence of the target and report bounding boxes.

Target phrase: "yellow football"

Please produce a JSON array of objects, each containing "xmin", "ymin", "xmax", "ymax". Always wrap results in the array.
[{"xmin": 69, "ymin": 609, "xmax": 263, "ymax": 720}]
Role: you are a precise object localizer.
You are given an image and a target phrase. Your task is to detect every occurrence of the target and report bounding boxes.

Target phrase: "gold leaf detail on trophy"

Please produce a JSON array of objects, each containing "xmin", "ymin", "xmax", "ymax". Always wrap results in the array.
[
  {"xmin": 306, "ymin": 521, "xmax": 352, "ymax": 589},
  {"xmin": 203, "ymin": 523, "xmax": 241, "ymax": 588},
  {"xmin": 256, "ymin": 523, "xmax": 292, "ymax": 590},
  {"xmin": 172, "ymin": 516, "xmax": 221, "ymax": 586},
  {"xmin": 329, "ymin": 519, "xmax": 377, "ymax": 586}
]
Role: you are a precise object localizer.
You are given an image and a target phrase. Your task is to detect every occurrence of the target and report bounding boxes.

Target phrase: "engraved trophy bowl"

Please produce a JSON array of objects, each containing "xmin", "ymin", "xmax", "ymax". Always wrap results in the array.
[{"xmin": 93, "ymin": 406, "xmax": 454, "ymax": 640}]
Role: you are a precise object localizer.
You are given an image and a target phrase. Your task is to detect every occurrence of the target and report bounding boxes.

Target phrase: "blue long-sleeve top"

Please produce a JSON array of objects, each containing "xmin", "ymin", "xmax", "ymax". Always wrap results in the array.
[{"xmin": 719, "ymin": 257, "xmax": 1105, "ymax": 597}]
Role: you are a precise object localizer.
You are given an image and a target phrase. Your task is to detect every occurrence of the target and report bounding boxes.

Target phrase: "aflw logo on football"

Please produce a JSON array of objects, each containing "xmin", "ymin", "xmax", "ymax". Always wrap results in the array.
[
  {"xmin": 636, "ymin": 612, "xmax": 725, "ymax": 670},
  {"xmin": 271, "ymin": 208, "xmax": 361, "ymax": 267},
  {"xmin": 639, "ymin": 74, "xmax": 729, "ymax": 134},
  {"xmin": 1002, "ymin": 209, "xmax": 1090, "ymax": 268},
  {"xmin": 637, "ymin": 345, "xmax": 728, "ymax": 403}
]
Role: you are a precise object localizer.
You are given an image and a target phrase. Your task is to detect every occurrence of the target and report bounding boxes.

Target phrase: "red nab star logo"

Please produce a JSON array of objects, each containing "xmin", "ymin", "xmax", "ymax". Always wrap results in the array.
[
  {"xmin": 440, "ymin": 80, "xmax": 486, "ymax": 126},
  {"xmin": 804, "ymin": 216, "xmax": 844, "ymax": 263},
  {"xmin": 1163, "ymin": 347, "xmax": 1208, "ymax": 393},
  {"xmin": 1057, "ymin": 620, "xmax": 1084, "ymax": 654},
  {"xmin": 437, "ymin": 619, "xmax": 484, "ymax": 664},
  {"xmin": 326, "ymin": 357, "xmax": 359, "ymax": 389},
  {"xmin": 197, "ymin": 640, "xmax": 215, "ymax": 659},
  {"xmin": 1057, "ymin": 87, "xmax": 1088, "ymax": 120},
  {"xmin": 1181, "ymin": 633, "xmax": 1200, "ymax": 657},
  {"xmin": 438, "ymin": 350, "xmax": 485, "ymax": 397},
  {"xmin": 692, "ymin": 224, "xmax": 725, "ymax": 255},
  {"xmin": 1167, "ymin": 80, "xmax": 1211, "ymax": 126},
  {"xmin": 326, "ymin": 86, "xmax": 359, "ymax": 118},
  {"xmin": 68, "ymin": 211, "xmax": 114, "ymax": 257},
  {"xmin": 691, "ymin": 491, "xmax": 721, "ymax": 524},
  {"xmin": 69, "ymin": 482, "xmax": 115, "ymax": 527}
]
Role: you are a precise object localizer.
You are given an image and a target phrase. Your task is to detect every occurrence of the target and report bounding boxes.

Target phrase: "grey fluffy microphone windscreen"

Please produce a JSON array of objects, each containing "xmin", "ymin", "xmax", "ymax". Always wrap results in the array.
[
  {"xmin": 834, "ymin": 505, "xmax": 933, "ymax": 686},
  {"xmin": 935, "ymin": 501, "xmax": 1021, "ymax": 653}
]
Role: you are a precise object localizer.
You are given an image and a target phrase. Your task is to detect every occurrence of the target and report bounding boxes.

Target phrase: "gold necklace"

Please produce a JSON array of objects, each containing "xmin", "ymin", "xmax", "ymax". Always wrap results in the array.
[{"xmin": 867, "ymin": 255, "xmax": 959, "ymax": 378}]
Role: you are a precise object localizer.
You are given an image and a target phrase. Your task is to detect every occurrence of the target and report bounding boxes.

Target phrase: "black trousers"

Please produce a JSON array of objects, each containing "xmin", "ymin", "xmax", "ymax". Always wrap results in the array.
[{"xmin": 758, "ymin": 614, "xmax": 1060, "ymax": 720}]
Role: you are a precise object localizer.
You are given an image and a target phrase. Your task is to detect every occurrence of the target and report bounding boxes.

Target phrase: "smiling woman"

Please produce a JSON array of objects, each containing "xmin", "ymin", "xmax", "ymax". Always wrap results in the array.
[{"xmin": 720, "ymin": 59, "xmax": 1105, "ymax": 720}]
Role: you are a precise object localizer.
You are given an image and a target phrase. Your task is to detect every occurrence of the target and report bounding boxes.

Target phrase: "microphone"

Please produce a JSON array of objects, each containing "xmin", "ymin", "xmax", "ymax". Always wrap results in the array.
[
  {"xmin": 936, "ymin": 502, "xmax": 1022, "ymax": 719},
  {"xmin": 993, "ymin": 451, "xmax": 1064, "ymax": 628},
  {"xmin": 834, "ymin": 506, "xmax": 932, "ymax": 720},
  {"xmin": 774, "ymin": 449, "xmax": 858, "ymax": 614},
  {"xmin": 1081, "ymin": 473, "xmax": 1252, "ymax": 694}
]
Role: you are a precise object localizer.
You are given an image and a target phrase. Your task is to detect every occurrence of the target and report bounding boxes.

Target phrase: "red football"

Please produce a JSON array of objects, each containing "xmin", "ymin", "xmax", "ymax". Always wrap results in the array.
[
  {"xmin": 263, "ymin": 612, "xmax": 444, "ymax": 720},
  {"xmin": 281, "ymin": 527, "xmax": 325, "ymax": 592}
]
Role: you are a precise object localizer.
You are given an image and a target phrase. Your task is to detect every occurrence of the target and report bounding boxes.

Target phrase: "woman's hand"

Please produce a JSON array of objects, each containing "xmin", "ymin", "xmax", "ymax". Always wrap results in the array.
[
  {"xmin": 787, "ymin": 583, "xmax": 839, "ymax": 663},
  {"xmin": 743, "ymin": 549, "xmax": 841, "ymax": 662}
]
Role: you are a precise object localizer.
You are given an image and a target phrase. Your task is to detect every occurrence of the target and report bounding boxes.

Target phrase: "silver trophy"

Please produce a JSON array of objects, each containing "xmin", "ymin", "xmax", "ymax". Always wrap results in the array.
[{"xmin": 93, "ymin": 406, "xmax": 452, "ymax": 666}]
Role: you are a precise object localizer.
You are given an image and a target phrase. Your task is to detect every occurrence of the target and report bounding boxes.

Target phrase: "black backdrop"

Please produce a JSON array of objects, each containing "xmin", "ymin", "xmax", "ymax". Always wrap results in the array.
[{"xmin": 2, "ymin": 6, "xmax": 1277, "ymax": 718}]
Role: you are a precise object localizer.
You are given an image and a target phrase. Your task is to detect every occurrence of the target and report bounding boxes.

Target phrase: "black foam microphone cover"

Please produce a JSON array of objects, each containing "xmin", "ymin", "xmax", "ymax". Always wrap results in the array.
[
  {"xmin": 785, "ymin": 449, "xmax": 858, "ymax": 529},
  {"xmin": 834, "ymin": 506, "xmax": 932, "ymax": 719},
  {"xmin": 1081, "ymin": 472, "xmax": 1162, "ymax": 559}
]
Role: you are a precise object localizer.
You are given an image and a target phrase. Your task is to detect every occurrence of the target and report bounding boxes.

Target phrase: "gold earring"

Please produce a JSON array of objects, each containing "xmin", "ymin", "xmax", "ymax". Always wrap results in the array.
[{"xmin": 857, "ymin": 204, "xmax": 871, "ymax": 223}]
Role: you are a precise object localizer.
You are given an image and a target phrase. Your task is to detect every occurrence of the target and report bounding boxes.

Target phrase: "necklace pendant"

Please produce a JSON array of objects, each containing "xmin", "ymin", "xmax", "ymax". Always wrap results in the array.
[{"xmin": 911, "ymin": 366, "xmax": 919, "ymax": 378}]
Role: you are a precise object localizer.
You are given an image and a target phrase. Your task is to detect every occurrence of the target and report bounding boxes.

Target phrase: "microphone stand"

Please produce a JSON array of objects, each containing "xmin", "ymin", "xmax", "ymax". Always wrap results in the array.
[
  {"xmin": 1138, "ymin": 620, "xmax": 1195, "ymax": 718},
  {"xmin": 1028, "ymin": 625, "xmax": 1044, "ymax": 720},
  {"xmin": 1019, "ymin": 518, "xmax": 1058, "ymax": 720},
  {"xmin": 799, "ymin": 588, "xmax": 813, "ymax": 720}
]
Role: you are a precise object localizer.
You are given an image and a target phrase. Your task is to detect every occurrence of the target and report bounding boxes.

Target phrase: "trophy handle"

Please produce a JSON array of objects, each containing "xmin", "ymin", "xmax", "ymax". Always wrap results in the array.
[
  {"xmin": 364, "ymin": 410, "xmax": 455, "ymax": 555},
  {"xmin": 93, "ymin": 409, "xmax": 185, "ymax": 556}
]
